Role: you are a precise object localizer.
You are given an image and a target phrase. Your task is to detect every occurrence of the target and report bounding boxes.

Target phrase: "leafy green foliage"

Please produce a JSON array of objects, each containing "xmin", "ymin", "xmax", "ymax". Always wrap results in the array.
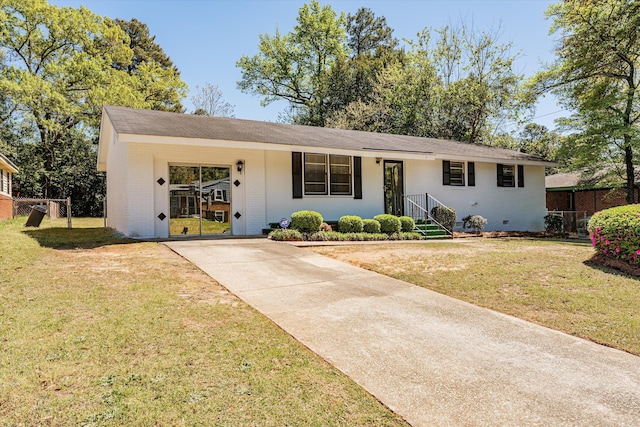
[
  {"xmin": 530, "ymin": 0, "xmax": 640, "ymax": 203},
  {"xmin": 290, "ymin": 210, "xmax": 323, "ymax": 232},
  {"xmin": 589, "ymin": 205, "xmax": 640, "ymax": 266},
  {"xmin": 338, "ymin": 215, "xmax": 363, "ymax": 233},
  {"xmin": 373, "ymin": 214, "xmax": 401, "ymax": 234},
  {"xmin": 362, "ymin": 219, "xmax": 381, "ymax": 234},
  {"xmin": 462, "ymin": 215, "xmax": 487, "ymax": 233},
  {"xmin": 544, "ymin": 214, "xmax": 564, "ymax": 234},
  {"xmin": 268, "ymin": 229, "xmax": 304, "ymax": 241},
  {"xmin": 399, "ymin": 216, "xmax": 415, "ymax": 232},
  {"xmin": 430, "ymin": 206, "xmax": 456, "ymax": 231},
  {"xmin": 0, "ymin": 1, "xmax": 187, "ymax": 215},
  {"xmin": 239, "ymin": 3, "xmax": 524, "ymax": 142},
  {"xmin": 237, "ymin": 0, "xmax": 347, "ymax": 126}
]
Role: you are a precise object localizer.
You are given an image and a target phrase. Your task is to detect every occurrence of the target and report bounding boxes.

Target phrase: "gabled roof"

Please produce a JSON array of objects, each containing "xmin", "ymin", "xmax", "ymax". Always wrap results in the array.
[
  {"xmin": 0, "ymin": 152, "xmax": 18, "ymax": 173},
  {"xmin": 101, "ymin": 105, "xmax": 552, "ymax": 165},
  {"xmin": 546, "ymin": 168, "xmax": 640, "ymax": 190}
]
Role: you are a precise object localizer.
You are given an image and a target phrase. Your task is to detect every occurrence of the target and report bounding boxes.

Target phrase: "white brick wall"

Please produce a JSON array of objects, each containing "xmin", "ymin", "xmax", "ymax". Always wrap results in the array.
[
  {"xmin": 106, "ymin": 135, "xmax": 546, "ymax": 237},
  {"xmin": 105, "ymin": 131, "xmax": 129, "ymax": 234},
  {"xmin": 116, "ymin": 142, "xmax": 266, "ymax": 238}
]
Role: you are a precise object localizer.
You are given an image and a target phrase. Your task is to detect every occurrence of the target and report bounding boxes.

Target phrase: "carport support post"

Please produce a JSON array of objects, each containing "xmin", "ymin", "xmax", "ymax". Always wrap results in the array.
[{"xmin": 66, "ymin": 197, "xmax": 72, "ymax": 229}]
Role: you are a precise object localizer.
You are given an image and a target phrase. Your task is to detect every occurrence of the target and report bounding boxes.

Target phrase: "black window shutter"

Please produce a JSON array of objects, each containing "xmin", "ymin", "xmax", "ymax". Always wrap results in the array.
[
  {"xmin": 443, "ymin": 160, "xmax": 451, "ymax": 185},
  {"xmin": 353, "ymin": 156, "xmax": 362, "ymax": 199},
  {"xmin": 518, "ymin": 165, "xmax": 524, "ymax": 187},
  {"xmin": 497, "ymin": 163, "xmax": 504, "ymax": 187},
  {"xmin": 292, "ymin": 152, "xmax": 303, "ymax": 198},
  {"xmin": 468, "ymin": 162, "xmax": 475, "ymax": 187}
]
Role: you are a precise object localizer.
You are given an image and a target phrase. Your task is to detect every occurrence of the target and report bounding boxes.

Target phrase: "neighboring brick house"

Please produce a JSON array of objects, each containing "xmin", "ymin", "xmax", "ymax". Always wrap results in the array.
[
  {"xmin": 0, "ymin": 152, "xmax": 18, "ymax": 220},
  {"xmin": 546, "ymin": 169, "xmax": 639, "ymax": 216}
]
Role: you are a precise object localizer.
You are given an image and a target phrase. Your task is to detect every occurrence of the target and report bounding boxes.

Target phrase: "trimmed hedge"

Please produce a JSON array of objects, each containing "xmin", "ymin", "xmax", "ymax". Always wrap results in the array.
[
  {"xmin": 363, "ymin": 219, "xmax": 381, "ymax": 234},
  {"xmin": 431, "ymin": 205, "xmax": 456, "ymax": 231},
  {"xmin": 374, "ymin": 214, "xmax": 402, "ymax": 234},
  {"xmin": 268, "ymin": 229, "xmax": 304, "ymax": 241},
  {"xmin": 290, "ymin": 210, "xmax": 323, "ymax": 232},
  {"xmin": 589, "ymin": 204, "xmax": 640, "ymax": 266},
  {"xmin": 399, "ymin": 216, "xmax": 415, "ymax": 232},
  {"xmin": 338, "ymin": 215, "xmax": 364, "ymax": 233}
]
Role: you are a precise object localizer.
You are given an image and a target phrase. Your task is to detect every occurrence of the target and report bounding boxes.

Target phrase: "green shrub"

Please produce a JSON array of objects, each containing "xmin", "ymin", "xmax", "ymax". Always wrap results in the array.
[
  {"xmin": 589, "ymin": 205, "xmax": 640, "ymax": 266},
  {"xmin": 338, "ymin": 215, "xmax": 364, "ymax": 233},
  {"xmin": 373, "ymin": 214, "xmax": 402, "ymax": 234},
  {"xmin": 362, "ymin": 219, "xmax": 381, "ymax": 234},
  {"xmin": 399, "ymin": 232, "xmax": 423, "ymax": 240},
  {"xmin": 268, "ymin": 229, "xmax": 303, "ymax": 241},
  {"xmin": 290, "ymin": 210, "xmax": 323, "ymax": 232},
  {"xmin": 430, "ymin": 205, "xmax": 456, "ymax": 231},
  {"xmin": 462, "ymin": 215, "xmax": 487, "ymax": 233},
  {"xmin": 544, "ymin": 214, "xmax": 564, "ymax": 234},
  {"xmin": 399, "ymin": 216, "xmax": 415, "ymax": 232}
]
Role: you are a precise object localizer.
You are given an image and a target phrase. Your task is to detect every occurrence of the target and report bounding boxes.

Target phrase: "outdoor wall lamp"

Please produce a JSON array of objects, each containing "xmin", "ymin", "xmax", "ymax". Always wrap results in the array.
[
  {"xmin": 376, "ymin": 157, "xmax": 382, "ymax": 165},
  {"xmin": 236, "ymin": 160, "xmax": 244, "ymax": 173}
]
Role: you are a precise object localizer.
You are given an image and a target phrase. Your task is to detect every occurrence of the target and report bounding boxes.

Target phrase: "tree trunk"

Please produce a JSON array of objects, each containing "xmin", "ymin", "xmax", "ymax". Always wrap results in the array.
[{"xmin": 625, "ymin": 144, "xmax": 635, "ymax": 204}]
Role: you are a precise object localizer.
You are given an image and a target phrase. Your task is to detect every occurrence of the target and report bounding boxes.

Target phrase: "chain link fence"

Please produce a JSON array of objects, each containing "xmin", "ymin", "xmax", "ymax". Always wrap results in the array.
[
  {"xmin": 12, "ymin": 197, "xmax": 72, "ymax": 227},
  {"xmin": 548, "ymin": 210, "xmax": 588, "ymax": 237}
]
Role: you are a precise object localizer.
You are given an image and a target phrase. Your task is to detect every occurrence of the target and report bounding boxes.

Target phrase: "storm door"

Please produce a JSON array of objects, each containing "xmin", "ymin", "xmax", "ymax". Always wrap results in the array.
[
  {"xmin": 384, "ymin": 160, "xmax": 404, "ymax": 216},
  {"xmin": 169, "ymin": 165, "xmax": 231, "ymax": 236}
]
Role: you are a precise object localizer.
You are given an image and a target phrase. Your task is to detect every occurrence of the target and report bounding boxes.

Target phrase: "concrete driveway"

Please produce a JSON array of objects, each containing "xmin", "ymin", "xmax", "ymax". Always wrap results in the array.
[{"xmin": 165, "ymin": 238, "xmax": 640, "ymax": 427}]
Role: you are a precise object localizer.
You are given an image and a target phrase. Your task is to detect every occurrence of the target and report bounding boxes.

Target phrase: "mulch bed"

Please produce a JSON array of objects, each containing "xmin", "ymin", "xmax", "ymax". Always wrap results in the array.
[
  {"xmin": 585, "ymin": 254, "xmax": 640, "ymax": 277},
  {"xmin": 453, "ymin": 231, "xmax": 552, "ymax": 239}
]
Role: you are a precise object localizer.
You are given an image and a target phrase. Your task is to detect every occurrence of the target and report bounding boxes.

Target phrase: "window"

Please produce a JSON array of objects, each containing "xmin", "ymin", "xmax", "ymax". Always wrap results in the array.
[
  {"xmin": 304, "ymin": 153, "xmax": 328, "ymax": 194},
  {"xmin": 213, "ymin": 189, "xmax": 227, "ymax": 202},
  {"xmin": 329, "ymin": 155, "xmax": 352, "ymax": 195},
  {"xmin": 443, "ymin": 160, "xmax": 475, "ymax": 186},
  {"xmin": 293, "ymin": 152, "xmax": 361, "ymax": 198},
  {"xmin": 497, "ymin": 164, "xmax": 524, "ymax": 188},
  {"xmin": 449, "ymin": 162, "xmax": 465, "ymax": 186}
]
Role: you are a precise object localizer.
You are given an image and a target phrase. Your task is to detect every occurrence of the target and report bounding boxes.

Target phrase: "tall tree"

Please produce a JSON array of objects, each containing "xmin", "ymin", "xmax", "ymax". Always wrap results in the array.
[
  {"xmin": 329, "ymin": 23, "xmax": 523, "ymax": 144},
  {"xmin": 0, "ymin": 0, "xmax": 187, "ymax": 214},
  {"xmin": 115, "ymin": 18, "xmax": 185, "ymax": 112},
  {"xmin": 531, "ymin": 0, "xmax": 640, "ymax": 204},
  {"xmin": 237, "ymin": 0, "xmax": 347, "ymax": 126},
  {"xmin": 191, "ymin": 83, "xmax": 235, "ymax": 117}
]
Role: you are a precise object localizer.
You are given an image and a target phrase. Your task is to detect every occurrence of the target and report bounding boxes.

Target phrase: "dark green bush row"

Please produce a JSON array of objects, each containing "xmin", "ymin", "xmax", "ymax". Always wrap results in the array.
[
  {"xmin": 338, "ymin": 215, "xmax": 364, "ymax": 233},
  {"xmin": 268, "ymin": 230, "xmax": 425, "ymax": 242},
  {"xmin": 589, "ymin": 205, "xmax": 640, "ymax": 266},
  {"xmin": 373, "ymin": 214, "xmax": 401, "ymax": 234},
  {"xmin": 363, "ymin": 219, "xmax": 381, "ymax": 234}
]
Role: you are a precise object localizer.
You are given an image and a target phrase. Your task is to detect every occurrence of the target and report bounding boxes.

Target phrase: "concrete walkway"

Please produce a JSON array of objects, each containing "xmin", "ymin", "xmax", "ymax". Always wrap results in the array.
[{"xmin": 165, "ymin": 238, "xmax": 640, "ymax": 427}]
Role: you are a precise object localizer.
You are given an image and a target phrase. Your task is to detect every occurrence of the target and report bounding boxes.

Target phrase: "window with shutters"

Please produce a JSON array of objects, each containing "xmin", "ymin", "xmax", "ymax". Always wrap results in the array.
[
  {"xmin": 449, "ymin": 162, "xmax": 465, "ymax": 186},
  {"xmin": 497, "ymin": 164, "xmax": 524, "ymax": 188},
  {"xmin": 303, "ymin": 153, "xmax": 353, "ymax": 196},
  {"xmin": 442, "ymin": 160, "xmax": 475, "ymax": 187}
]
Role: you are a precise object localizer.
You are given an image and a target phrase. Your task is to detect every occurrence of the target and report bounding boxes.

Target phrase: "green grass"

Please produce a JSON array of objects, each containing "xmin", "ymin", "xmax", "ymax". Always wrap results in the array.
[
  {"xmin": 0, "ymin": 218, "xmax": 407, "ymax": 426},
  {"xmin": 311, "ymin": 238, "xmax": 640, "ymax": 356},
  {"xmin": 169, "ymin": 217, "xmax": 230, "ymax": 236}
]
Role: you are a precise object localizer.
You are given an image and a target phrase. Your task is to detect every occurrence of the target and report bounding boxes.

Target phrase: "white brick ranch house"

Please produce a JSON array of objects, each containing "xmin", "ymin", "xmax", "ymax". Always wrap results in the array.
[{"xmin": 97, "ymin": 106, "xmax": 552, "ymax": 238}]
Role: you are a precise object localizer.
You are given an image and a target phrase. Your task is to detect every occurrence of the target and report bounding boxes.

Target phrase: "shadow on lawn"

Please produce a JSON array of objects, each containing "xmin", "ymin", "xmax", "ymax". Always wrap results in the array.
[
  {"xmin": 23, "ymin": 227, "xmax": 135, "ymax": 250},
  {"xmin": 583, "ymin": 254, "xmax": 640, "ymax": 279}
]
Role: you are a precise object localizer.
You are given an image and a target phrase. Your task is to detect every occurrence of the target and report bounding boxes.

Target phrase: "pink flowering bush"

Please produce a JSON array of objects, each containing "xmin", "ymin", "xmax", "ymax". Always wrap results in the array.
[{"xmin": 589, "ymin": 205, "xmax": 640, "ymax": 266}]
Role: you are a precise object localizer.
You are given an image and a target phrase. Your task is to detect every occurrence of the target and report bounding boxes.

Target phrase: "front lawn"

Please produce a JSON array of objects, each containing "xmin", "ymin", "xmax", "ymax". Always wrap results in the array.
[
  {"xmin": 0, "ymin": 217, "xmax": 407, "ymax": 426},
  {"xmin": 310, "ymin": 238, "xmax": 640, "ymax": 356}
]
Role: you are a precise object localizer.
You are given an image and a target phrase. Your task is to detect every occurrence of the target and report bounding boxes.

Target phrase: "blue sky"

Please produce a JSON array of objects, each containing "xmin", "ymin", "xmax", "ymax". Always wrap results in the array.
[{"xmin": 50, "ymin": 0, "xmax": 563, "ymax": 130}]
